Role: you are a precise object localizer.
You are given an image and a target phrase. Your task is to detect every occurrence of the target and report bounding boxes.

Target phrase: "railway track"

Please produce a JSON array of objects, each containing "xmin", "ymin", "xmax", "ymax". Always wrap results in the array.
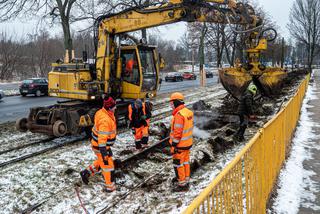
[
  {"xmin": 0, "ymin": 137, "xmax": 55, "ymax": 155},
  {"xmin": 19, "ymin": 136, "xmax": 170, "ymax": 214},
  {"xmin": 0, "ymin": 136, "xmax": 86, "ymax": 168},
  {"xmin": 0, "ymin": 88, "xmax": 225, "ymax": 170}
]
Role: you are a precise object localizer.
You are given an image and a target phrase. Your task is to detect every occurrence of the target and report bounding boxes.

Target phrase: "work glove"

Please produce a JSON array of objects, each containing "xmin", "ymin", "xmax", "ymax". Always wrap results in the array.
[
  {"xmin": 142, "ymin": 119, "xmax": 148, "ymax": 127},
  {"xmin": 249, "ymin": 115, "xmax": 256, "ymax": 119},
  {"xmin": 141, "ymin": 115, "xmax": 147, "ymax": 120},
  {"xmin": 170, "ymin": 146, "xmax": 179, "ymax": 155},
  {"xmin": 100, "ymin": 147, "xmax": 112, "ymax": 165},
  {"xmin": 249, "ymin": 115, "xmax": 257, "ymax": 122},
  {"xmin": 128, "ymin": 121, "xmax": 133, "ymax": 128}
]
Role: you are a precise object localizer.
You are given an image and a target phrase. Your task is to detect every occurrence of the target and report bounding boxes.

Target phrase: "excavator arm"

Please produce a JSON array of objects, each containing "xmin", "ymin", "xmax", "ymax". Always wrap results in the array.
[{"xmin": 95, "ymin": 0, "xmax": 260, "ymax": 95}]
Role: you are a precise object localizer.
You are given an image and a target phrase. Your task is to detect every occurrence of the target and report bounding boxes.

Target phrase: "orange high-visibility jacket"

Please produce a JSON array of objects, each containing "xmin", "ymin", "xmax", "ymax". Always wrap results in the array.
[
  {"xmin": 126, "ymin": 59, "xmax": 134, "ymax": 72},
  {"xmin": 170, "ymin": 105, "xmax": 194, "ymax": 150},
  {"xmin": 91, "ymin": 108, "xmax": 117, "ymax": 149}
]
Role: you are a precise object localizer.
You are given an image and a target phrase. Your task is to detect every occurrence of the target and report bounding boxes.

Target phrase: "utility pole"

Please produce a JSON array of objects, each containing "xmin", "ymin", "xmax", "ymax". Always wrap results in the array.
[
  {"xmin": 281, "ymin": 37, "xmax": 285, "ymax": 68},
  {"xmin": 199, "ymin": 23, "xmax": 207, "ymax": 87}
]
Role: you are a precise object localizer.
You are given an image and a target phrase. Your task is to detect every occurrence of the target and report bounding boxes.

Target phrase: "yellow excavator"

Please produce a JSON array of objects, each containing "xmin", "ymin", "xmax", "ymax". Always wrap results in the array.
[{"xmin": 16, "ymin": 0, "xmax": 285, "ymax": 137}]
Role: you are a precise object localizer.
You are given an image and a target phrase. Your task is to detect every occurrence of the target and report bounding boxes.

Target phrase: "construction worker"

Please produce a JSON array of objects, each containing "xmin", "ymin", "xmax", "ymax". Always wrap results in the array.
[
  {"xmin": 128, "ymin": 99, "xmax": 151, "ymax": 149},
  {"xmin": 125, "ymin": 57, "xmax": 135, "ymax": 75},
  {"xmin": 169, "ymin": 92, "xmax": 193, "ymax": 191},
  {"xmin": 80, "ymin": 96, "xmax": 117, "ymax": 192},
  {"xmin": 233, "ymin": 83, "xmax": 257, "ymax": 141}
]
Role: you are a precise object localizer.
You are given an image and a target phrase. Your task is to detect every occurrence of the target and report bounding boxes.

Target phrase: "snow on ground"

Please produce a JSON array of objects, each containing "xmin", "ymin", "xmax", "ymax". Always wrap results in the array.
[
  {"xmin": 0, "ymin": 84, "xmax": 226, "ymax": 214},
  {"xmin": 0, "ymin": 73, "xmax": 307, "ymax": 214},
  {"xmin": 0, "ymin": 122, "xmax": 48, "ymax": 151},
  {"xmin": 270, "ymin": 77, "xmax": 320, "ymax": 213},
  {"xmin": 2, "ymin": 89, "xmax": 20, "ymax": 96}
]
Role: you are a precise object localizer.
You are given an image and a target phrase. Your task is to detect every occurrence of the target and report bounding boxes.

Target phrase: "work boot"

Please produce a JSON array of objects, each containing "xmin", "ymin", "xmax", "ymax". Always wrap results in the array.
[
  {"xmin": 172, "ymin": 184, "xmax": 189, "ymax": 192},
  {"xmin": 135, "ymin": 141, "xmax": 142, "ymax": 150},
  {"xmin": 233, "ymin": 135, "xmax": 244, "ymax": 142},
  {"xmin": 103, "ymin": 186, "xmax": 116, "ymax": 193},
  {"xmin": 80, "ymin": 169, "xmax": 90, "ymax": 185},
  {"xmin": 171, "ymin": 177, "xmax": 178, "ymax": 184}
]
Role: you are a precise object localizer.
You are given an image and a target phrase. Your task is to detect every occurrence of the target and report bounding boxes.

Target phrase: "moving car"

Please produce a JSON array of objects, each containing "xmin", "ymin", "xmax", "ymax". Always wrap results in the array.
[
  {"xmin": 0, "ymin": 90, "xmax": 4, "ymax": 100},
  {"xmin": 19, "ymin": 78, "xmax": 48, "ymax": 97},
  {"xmin": 183, "ymin": 72, "xmax": 197, "ymax": 80},
  {"xmin": 206, "ymin": 71, "xmax": 214, "ymax": 78},
  {"xmin": 165, "ymin": 72, "xmax": 184, "ymax": 82}
]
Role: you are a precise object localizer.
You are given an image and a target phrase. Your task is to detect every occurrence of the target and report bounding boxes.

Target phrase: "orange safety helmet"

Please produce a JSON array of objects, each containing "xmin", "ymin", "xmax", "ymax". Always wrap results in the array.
[{"xmin": 169, "ymin": 92, "xmax": 184, "ymax": 102}]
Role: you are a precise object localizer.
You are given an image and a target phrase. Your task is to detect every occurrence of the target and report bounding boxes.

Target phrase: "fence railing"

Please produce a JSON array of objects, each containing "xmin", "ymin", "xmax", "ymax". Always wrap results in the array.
[{"xmin": 184, "ymin": 74, "xmax": 310, "ymax": 214}]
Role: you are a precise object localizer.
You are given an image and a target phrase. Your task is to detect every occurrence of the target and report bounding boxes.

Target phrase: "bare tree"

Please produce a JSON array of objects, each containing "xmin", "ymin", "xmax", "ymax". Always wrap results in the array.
[
  {"xmin": 0, "ymin": 32, "xmax": 23, "ymax": 80},
  {"xmin": 0, "ymin": 0, "xmax": 115, "ymax": 61},
  {"xmin": 288, "ymin": 0, "xmax": 320, "ymax": 71}
]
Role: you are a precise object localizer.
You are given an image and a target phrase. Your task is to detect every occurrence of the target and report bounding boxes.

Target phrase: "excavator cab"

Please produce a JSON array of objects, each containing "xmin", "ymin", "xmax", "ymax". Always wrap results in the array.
[
  {"xmin": 48, "ymin": 45, "xmax": 161, "ymax": 101},
  {"xmin": 120, "ymin": 45, "xmax": 160, "ymax": 99}
]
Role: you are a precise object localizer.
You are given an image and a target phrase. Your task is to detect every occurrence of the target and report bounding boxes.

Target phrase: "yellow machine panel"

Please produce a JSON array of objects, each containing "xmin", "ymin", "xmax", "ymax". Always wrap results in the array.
[{"xmin": 48, "ymin": 63, "xmax": 98, "ymax": 100}]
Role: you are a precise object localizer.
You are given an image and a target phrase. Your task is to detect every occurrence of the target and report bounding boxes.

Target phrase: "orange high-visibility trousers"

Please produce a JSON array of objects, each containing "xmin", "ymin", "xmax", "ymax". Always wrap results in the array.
[
  {"xmin": 87, "ymin": 149, "xmax": 115, "ymax": 191},
  {"xmin": 172, "ymin": 150, "xmax": 190, "ymax": 186},
  {"xmin": 133, "ymin": 125, "xmax": 149, "ymax": 141},
  {"xmin": 133, "ymin": 119, "xmax": 149, "ymax": 148}
]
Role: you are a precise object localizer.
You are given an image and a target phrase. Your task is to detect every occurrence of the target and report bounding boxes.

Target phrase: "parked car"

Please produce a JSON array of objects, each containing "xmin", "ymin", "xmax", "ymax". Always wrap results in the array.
[
  {"xmin": 183, "ymin": 72, "xmax": 197, "ymax": 80},
  {"xmin": 222, "ymin": 63, "xmax": 231, "ymax": 68},
  {"xmin": 165, "ymin": 72, "xmax": 184, "ymax": 82},
  {"xmin": 206, "ymin": 71, "xmax": 214, "ymax": 78},
  {"xmin": 0, "ymin": 90, "xmax": 4, "ymax": 100},
  {"xmin": 19, "ymin": 78, "xmax": 48, "ymax": 97}
]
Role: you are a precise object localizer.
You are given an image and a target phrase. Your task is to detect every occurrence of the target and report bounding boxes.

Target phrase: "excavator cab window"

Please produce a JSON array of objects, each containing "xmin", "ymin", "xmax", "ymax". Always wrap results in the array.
[
  {"xmin": 139, "ymin": 49, "xmax": 157, "ymax": 91},
  {"xmin": 121, "ymin": 50, "xmax": 140, "ymax": 85}
]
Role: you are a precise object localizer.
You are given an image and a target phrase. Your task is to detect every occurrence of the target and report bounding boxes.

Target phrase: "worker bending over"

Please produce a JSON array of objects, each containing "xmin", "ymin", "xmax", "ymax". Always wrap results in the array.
[
  {"xmin": 128, "ymin": 99, "xmax": 151, "ymax": 149},
  {"xmin": 80, "ymin": 96, "xmax": 117, "ymax": 192},
  {"xmin": 234, "ymin": 83, "xmax": 257, "ymax": 141},
  {"xmin": 169, "ymin": 92, "xmax": 194, "ymax": 191}
]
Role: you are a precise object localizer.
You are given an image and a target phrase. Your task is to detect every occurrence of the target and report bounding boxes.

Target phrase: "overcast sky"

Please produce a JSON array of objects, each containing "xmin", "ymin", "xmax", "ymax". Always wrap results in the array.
[{"xmin": 0, "ymin": 0, "xmax": 294, "ymax": 42}]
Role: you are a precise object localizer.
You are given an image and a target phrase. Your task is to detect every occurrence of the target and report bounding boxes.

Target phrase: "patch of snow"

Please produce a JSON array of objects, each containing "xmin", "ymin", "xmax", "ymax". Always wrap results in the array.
[
  {"xmin": 271, "ymin": 79, "xmax": 320, "ymax": 213},
  {"xmin": 0, "ymin": 81, "xmax": 21, "ymax": 85},
  {"xmin": 3, "ymin": 89, "xmax": 19, "ymax": 96}
]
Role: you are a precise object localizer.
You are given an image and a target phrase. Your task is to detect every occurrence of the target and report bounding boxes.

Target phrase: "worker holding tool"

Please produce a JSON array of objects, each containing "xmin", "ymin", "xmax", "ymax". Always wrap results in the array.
[
  {"xmin": 128, "ymin": 99, "xmax": 152, "ymax": 150},
  {"xmin": 233, "ymin": 83, "xmax": 257, "ymax": 142},
  {"xmin": 169, "ymin": 92, "xmax": 194, "ymax": 191},
  {"xmin": 80, "ymin": 96, "xmax": 117, "ymax": 192}
]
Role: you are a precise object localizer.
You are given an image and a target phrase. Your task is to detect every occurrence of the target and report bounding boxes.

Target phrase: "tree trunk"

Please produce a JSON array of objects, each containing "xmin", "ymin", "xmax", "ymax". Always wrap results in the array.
[{"xmin": 62, "ymin": 19, "xmax": 73, "ymax": 62}]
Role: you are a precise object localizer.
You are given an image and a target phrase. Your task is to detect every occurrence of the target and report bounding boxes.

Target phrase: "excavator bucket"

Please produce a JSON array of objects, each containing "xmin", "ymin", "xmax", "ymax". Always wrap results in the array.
[
  {"xmin": 218, "ymin": 68, "xmax": 252, "ymax": 100},
  {"xmin": 257, "ymin": 67, "xmax": 287, "ymax": 97},
  {"xmin": 219, "ymin": 67, "xmax": 287, "ymax": 100}
]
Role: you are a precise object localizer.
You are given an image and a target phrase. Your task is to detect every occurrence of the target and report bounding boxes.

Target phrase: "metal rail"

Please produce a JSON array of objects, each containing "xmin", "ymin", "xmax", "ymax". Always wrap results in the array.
[
  {"xmin": 0, "ymin": 137, "xmax": 86, "ymax": 168},
  {"xmin": 0, "ymin": 137, "xmax": 55, "ymax": 155}
]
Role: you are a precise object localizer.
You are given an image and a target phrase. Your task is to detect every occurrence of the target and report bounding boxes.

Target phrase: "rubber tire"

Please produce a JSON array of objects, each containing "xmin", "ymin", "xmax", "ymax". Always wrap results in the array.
[
  {"xmin": 53, "ymin": 120, "xmax": 67, "ymax": 137},
  {"xmin": 35, "ymin": 90, "xmax": 41, "ymax": 97},
  {"xmin": 21, "ymin": 93, "xmax": 27, "ymax": 97},
  {"xmin": 16, "ymin": 118, "xmax": 28, "ymax": 132}
]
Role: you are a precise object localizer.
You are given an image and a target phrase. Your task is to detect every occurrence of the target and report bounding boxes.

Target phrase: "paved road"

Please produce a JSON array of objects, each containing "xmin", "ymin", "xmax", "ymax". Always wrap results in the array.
[
  {"xmin": 0, "ymin": 76, "xmax": 219, "ymax": 123},
  {"xmin": 159, "ymin": 76, "xmax": 218, "ymax": 93},
  {"xmin": 0, "ymin": 96, "xmax": 66, "ymax": 123}
]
